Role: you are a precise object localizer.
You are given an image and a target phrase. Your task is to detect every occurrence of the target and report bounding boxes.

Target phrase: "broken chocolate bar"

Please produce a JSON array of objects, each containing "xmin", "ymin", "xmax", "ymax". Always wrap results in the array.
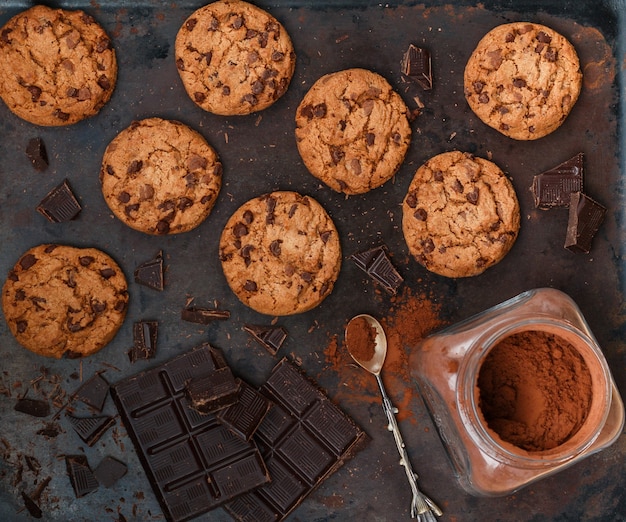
[
  {"xmin": 401, "ymin": 44, "xmax": 432, "ymax": 90},
  {"xmin": 68, "ymin": 414, "xmax": 116, "ymax": 447},
  {"xmin": 26, "ymin": 137, "xmax": 49, "ymax": 171},
  {"xmin": 531, "ymin": 153, "xmax": 584, "ymax": 209},
  {"xmin": 111, "ymin": 344, "xmax": 270, "ymax": 522},
  {"xmin": 243, "ymin": 324, "xmax": 288, "ymax": 355},
  {"xmin": 181, "ymin": 307, "xmax": 230, "ymax": 324},
  {"xmin": 565, "ymin": 192, "xmax": 606, "ymax": 253},
  {"xmin": 36, "ymin": 179, "xmax": 81, "ymax": 222},
  {"xmin": 217, "ymin": 379, "xmax": 271, "ymax": 441},
  {"xmin": 14, "ymin": 398, "xmax": 50, "ymax": 418},
  {"xmin": 134, "ymin": 251, "xmax": 164, "ymax": 291},
  {"xmin": 128, "ymin": 320, "xmax": 158, "ymax": 362},
  {"xmin": 186, "ymin": 367, "xmax": 240, "ymax": 414},
  {"xmin": 225, "ymin": 358, "xmax": 368, "ymax": 522},
  {"xmin": 74, "ymin": 373, "xmax": 109, "ymax": 412},
  {"xmin": 351, "ymin": 245, "xmax": 404, "ymax": 295},
  {"xmin": 94, "ymin": 456, "xmax": 127, "ymax": 488},
  {"xmin": 65, "ymin": 455, "xmax": 99, "ymax": 498}
]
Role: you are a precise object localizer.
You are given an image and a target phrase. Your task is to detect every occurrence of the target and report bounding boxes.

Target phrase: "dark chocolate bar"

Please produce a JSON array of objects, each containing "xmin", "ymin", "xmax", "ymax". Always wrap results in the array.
[
  {"xmin": 68, "ymin": 414, "xmax": 116, "ymax": 446},
  {"xmin": 94, "ymin": 456, "xmax": 127, "ymax": 488},
  {"xmin": 186, "ymin": 367, "xmax": 240, "ymax": 414},
  {"xmin": 128, "ymin": 320, "xmax": 158, "ymax": 362},
  {"xmin": 134, "ymin": 251, "xmax": 164, "ymax": 291},
  {"xmin": 225, "ymin": 359, "xmax": 368, "ymax": 522},
  {"xmin": 26, "ymin": 137, "xmax": 49, "ymax": 171},
  {"xmin": 351, "ymin": 245, "xmax": 404, "ymax": 295},
  {"xmin": 243, "ymin": 324, "xmax": 288, "ymax": 355},
  {"xmin": 531, "ymin": 153, "xmax": 584, "ymax": 209},
  {"xmin": 74, "ymin": 372, "xmax": 109, "ymax": 412},
  {"xmin": 36, "ymin": 179, "xmax": 81, "ymax": 222},
  {"xmin": 565, "ymin": 192, "xmax": 606, "ymax": 253},
  {"xmin": 65, "ymin": 455, "xmax": 99, "ymax": 498},
  {"xmin": 14, "ymin": 398, "xmax": 50, "ymax": 418},
  {"xmin": 181, "ymin": 307, "xmax": 231, "ymax": 324},
  {"xmin": 401, "ymin": 44, "xmax": 433, "ymax": 90},
  {"xmin": 111, "ymin": 344, "xmax": 270, "ymax": 522},
  {"xmin": 217, "ymin": 379, "xmax": 271, "ymax": 441}
]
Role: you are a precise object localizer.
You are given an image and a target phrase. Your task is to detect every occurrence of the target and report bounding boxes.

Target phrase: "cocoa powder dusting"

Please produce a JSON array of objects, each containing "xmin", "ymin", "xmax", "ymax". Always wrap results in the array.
[
  {"xmin": 477, "ymin": 330, "xmax": 593, "ymax": 452},
  {"xmin": 346, "ymin": 317, "xmax": 377, "ymax": 362}
]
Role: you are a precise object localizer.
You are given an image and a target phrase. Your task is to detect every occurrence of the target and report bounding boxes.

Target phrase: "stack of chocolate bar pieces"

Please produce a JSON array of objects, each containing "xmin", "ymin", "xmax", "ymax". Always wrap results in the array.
[{"xmin": 111, "ymin": 344, "xmax": 367, "ymax": 522}]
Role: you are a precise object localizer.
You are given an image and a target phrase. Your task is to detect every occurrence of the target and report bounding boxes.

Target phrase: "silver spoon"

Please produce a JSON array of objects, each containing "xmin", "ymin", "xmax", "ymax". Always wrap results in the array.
[{"xmin": 346, "ymin": 314, "xmax": 442, "ymax": 521}]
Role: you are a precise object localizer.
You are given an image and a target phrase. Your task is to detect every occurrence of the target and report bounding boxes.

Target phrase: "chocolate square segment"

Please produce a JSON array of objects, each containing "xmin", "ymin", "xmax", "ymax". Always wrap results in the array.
[
  {"xmin": 26, "ymin": 137, "xmax": 49, "ymax": 171},
  {"xmin": 37, "ymin": 179, "xmax": 81, "ymax": 222},
  {"xmin": 351, "ymin": 244, "xmax": 404, "ymax": 295},
  {"xmin": 134, "ymin": 251, "xmax": 164, "ymax": 291},
  {"xmin": 531, "ymin": 153, "xmax": 584, "ymax": 209},
  {"xmin": 564, "ymin": 192, "xmax": 606, "ymax": 253},
  {"xmin": 243, "ymin": 324, "xmax": 288, "ymax": 355},
  {"xmin": 402, "ymin": 44, "xmax": 432, "ymax": 90}
]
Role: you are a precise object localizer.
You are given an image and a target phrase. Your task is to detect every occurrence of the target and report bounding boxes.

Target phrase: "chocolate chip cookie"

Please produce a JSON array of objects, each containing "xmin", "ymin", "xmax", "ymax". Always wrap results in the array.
[
  {"xmin": 175, "ymin": 0, "xmax": 296, "ymax": 116},
  {"xmin": 219, "ymin": 191, "xmax": 341, "ymax": 315},
  {"xmin": 295, "ymin": 68, "xmax": 411, "ymax": 194},
  {"xmin": 2, "ymin": 244, "xmax": 128, "ymax": 358},
  {"xmin": 100, "ymin": 118, "xmax": 222, "ymax": 235},
  {"xmin": 0, "ymin": 5, "xmax": 117, "ymax": 126},
  {"xmin": 402, "ymin": 151, "xmax": 520, "ymax": 278},
  {"xmin": 464, "ymin": 22, "xmax": 582, "ymax": 140}
]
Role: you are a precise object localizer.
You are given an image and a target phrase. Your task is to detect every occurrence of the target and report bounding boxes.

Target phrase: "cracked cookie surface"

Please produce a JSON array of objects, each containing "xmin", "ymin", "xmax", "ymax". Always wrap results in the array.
[
  {"xmin": 175, "ymin": 0, "xmax": 295, "ymax": 116},
  {"xmin": 2, "ymin": 244, "xmax": 128, "ymax": 358},
  {"xmin": 101, "ymin": 118, "xmax": 222, "ymax": 235},
  {"xmin": 0, "ymin": 5, "xmax": 117, "ymax": 126},
  {"xmin": 295, "ymin": 68, "xmax": 411, "ymax": 194},
  {"xmin": 220, "ymin": 191, "xmax": 341, "ymax": 315},
  {"xmin": 402, "ymin": 151, "xmax": 520, "ymax": 278},
  {"xmin": 464, "ymin": 22, "xmax": 582, "ymax": 140}
]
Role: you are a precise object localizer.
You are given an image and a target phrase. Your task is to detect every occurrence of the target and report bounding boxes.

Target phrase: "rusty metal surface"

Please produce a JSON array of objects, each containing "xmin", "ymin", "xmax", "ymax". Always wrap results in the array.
[{"xmin": 0, "ymin": 1, "xmax": 624, "ymax": 521}]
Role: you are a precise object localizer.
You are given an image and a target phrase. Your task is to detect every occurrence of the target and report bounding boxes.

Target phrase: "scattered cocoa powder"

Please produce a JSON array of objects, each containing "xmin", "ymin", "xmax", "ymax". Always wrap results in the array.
[
  {"xmin": 477, "ymin": 330, "xmax": 593, "ymax": 452},
  {"xmin": 346, "ymin": 317, "xmax": 377, "ymax": 362}
]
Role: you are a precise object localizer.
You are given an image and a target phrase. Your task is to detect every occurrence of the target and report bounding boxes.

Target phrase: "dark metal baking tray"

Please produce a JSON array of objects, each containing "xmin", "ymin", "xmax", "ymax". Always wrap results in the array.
[{"xmin": 0, "ymin": 1, "xmax": 624, "ymax": 520}]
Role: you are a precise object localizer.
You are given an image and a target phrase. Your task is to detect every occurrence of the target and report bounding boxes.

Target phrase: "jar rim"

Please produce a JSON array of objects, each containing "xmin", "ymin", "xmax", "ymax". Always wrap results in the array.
[{"xmin": 457, "ymin": 315, "xmax": 612, "ymax": 469}]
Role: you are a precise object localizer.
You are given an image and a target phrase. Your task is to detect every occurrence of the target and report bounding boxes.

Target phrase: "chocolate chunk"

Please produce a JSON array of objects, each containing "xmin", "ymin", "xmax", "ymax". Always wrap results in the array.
[
  {"xmin": 186, "ymin": 367, "xmax": 240, "ymax": 414},
  {"xmin": 128, "ymin": 320, "xmax": 158, "ymax": 363},
  {"xmin": 181, "ymin": 307, "xmax": 230, "ymax": 324},
  {"xmin": 36, "ymin": 179, "xmax": 81, "ymax": 222},
  {"xmin": 401, "ymin": 44, "xmax": 433, "ymax": 90},
  {"xmin": 111, "ymin": 344, "xmax": 269, "ymax": 521},
  {"xmin": 14, "ymin": 398, "xmax": 50, "ymax": 418},
  {"xmin": 74, "ymin": 373, "xmax": 109, "ymax": 412},
  {"xmin": 350, "ymin": 245, "xmax": 404, "ymax": 295},
  {"xmin": 217, "ymin": 379, "xmax": 271, "ymax": 441},
  {"xmin": 20, "ymin": 491, "xmax": 42, "ymax": 518},
  {"xmin": 67, "ymin": 414, "xmax": 116, "ymax": 446},
  {"xmin": 564, "ymin": 192, "xmax": 606, "ymax": 253},
  {"xmin": 66, "ymin": 455, "xmax": 99, "ymax": 498},
  {"xmin": 244, "ymin": 324, "xmax": 288, "ymax": 355},
  {"xmin": 94, "ymin": 456, "xmax": 127, "ymax": 488},
  {"xmin": 25, "ymin": 137, "xmax": 48, "ymax": 171},
  {"xmin": 531, "ymin": 153, "xmax": 584, "ymax": 209},
  {"xmin": 224, "ymin": 359, "xmax": 368, "ymax": 522},
  {"xmin": 134, "ymin": 251, "xmax": 164, "ymax": 291}
]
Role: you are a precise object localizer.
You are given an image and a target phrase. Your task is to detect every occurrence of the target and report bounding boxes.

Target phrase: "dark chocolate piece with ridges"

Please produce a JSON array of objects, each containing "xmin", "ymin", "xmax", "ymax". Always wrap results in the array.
[
  {"xmin": 217, "ymin": 379, "xmax": 272, "ymax": 441},
  {"xmin": 187, "ymin": 367, "xmax": 240, "ymax": 414},
  {"xmin": 111, "ymin": 344, "xmax": 269, "ymax": 522},
  {"xmin": 243, "ymin": 324, "xmax": 288, "ymax": 355},
  {"xmin": 532, "ymin": 153, "xmax": 584, "ymax": 208},
  {"xmin": 181, "ymin": 307, "xmax": 231, "ymax": 324},
  {"xmin": 351, "ymin": 245, "xmax": 404, "ymax": 295},
  {"xmin": 65, "ymin": 455, "xmax": 99, "ymax": 498},
  {"xmin": 128, "ymin": 320, "xmax": 158, "ymax": 362},
  {"xmin": 14, "ymin": 398, "xmax": 50, "ymax": 418},
  {"xmin": 565, "ymin": 192, "xmax": 606, "ymax": 253},
  {"xmin": 26, "ymin": 137, "xmax": 48, "ymax": 171},
  {"xmin": 68, "ymin": 414, "xmax": 116, "ymax": 446},
  {"xmin": 36, "ymin": 179, "xmax": 82, "ymax": 222},
  {"xmin": 401, "ymin": 44, "xmax": 432, "ymax": 90},
  {"xmin": 134, "ymin": 251, "xmax": 164, "ymax": 291},
  {"xmin": 94, "ymin": 456, "xmax": 128, "ymax": 488},
  {"xmin": 75, "ymin": 372, "xmax": 109, "ymax": 412},
  {"xmin": 225, "ymin": 358, "xmax": 368, "ymax": 522}
]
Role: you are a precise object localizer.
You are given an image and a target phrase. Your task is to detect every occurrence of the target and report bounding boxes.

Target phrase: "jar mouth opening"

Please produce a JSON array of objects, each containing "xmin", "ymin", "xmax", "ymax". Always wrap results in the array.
[{"xmin": 458, "ymin": 317, "xmax": 612, "ymax": 467}]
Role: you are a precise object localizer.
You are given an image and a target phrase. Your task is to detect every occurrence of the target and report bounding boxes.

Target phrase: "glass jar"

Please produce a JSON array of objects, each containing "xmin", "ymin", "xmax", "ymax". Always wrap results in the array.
[{"xmin": 411, "ymin": 288, "xmax": 624, "ymax": 496}]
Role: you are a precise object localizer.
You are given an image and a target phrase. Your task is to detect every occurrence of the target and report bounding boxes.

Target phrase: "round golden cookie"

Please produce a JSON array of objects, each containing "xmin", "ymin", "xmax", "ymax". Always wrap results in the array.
[
  {"xmin": 0, "ymin": 5, "xmax": 117, "ymax": 126},
  {"xmin": 219, "ymin": 191, "xmax": 341, "ymax": 315},
  {"xmin": 175, "ymin": 0, "xmax": 296, "ymax": 116},
  {"xmin": 295, "ymin": 68, "xmax": 411, "ymax": 194},
  {"xmin": 464, "ymin": 22, "xmax": 582, "ymax": 140},
  {"xmin": 402, "ymin": 151, "xmax": 520, "ymax": 278},
  {"xmin": 100, "ymin": 118, "xmax": 222, "ymax": 235},
  {"xmin": 2, "ymin": 244, "xmax": 128, "ymax": 358}
]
